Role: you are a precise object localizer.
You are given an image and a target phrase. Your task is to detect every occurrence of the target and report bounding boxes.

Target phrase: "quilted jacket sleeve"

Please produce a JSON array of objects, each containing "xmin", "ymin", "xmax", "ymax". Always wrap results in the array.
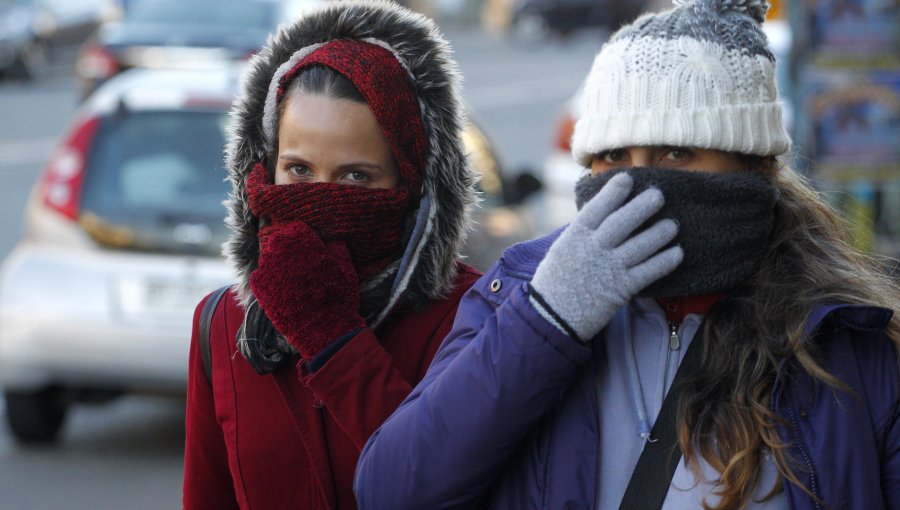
[{"xmin": 354, "ymin": 262, "xmax": 592, "ymax": 509}]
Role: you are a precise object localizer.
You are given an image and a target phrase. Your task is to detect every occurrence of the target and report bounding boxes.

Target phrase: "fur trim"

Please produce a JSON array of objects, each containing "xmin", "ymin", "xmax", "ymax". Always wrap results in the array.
[{"xmin": 223, "ymin": 0, "xmax": 477, "ymax": 311}]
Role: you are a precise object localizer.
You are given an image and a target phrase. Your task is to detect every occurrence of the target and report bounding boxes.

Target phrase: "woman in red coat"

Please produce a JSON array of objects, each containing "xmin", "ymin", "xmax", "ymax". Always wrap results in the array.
[{"xmin": 182, "ymin": 2, "xmax": 480, "ymax": 508}]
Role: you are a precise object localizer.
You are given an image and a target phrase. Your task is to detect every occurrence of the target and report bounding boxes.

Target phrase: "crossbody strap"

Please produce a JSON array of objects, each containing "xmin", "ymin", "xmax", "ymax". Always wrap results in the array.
[
  {"xmin": 618, "ymin": 324, "xmax": 705, "ymax": 510},
  {"xmin": 199, "ymin": 285, "xmax": 230, "ymax": 385}
]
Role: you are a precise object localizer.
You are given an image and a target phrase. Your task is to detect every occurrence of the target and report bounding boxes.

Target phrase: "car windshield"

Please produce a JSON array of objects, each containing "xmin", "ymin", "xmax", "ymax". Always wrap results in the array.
[
  {"xmin": 80, "ymin": 109, "xmax": 231, "ymax": 256},
  {"xmin": 125, "ymin": 0, "xmax": 276, "ymax": 31}
]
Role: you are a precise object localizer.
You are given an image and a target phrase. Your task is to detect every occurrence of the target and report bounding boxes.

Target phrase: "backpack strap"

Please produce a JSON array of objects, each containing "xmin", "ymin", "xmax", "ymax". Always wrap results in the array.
[{"xmin": 199, "ymin": 286, "xmax": 230, "ymax": 385}]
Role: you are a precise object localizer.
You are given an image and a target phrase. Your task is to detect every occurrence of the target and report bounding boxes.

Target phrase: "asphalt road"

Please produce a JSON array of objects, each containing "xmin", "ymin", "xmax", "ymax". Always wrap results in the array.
[{"xmin": 0, "ymin": 26, "xmax": 602, "ymax": 509}]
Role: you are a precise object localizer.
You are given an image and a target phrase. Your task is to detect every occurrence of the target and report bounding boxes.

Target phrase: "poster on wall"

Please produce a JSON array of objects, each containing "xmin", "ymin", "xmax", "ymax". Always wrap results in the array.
[
  {"xmin": 797, "ymin": 68, "xmax": 900, "ymax": 183},
  {"xmin": 797, "ymin": 0, "xmax": 899, "ymax": 62}
]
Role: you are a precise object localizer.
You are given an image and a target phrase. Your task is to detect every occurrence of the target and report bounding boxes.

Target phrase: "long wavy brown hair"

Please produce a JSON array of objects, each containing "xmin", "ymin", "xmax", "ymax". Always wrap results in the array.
[{"xmin": 677, "ymin": 160, "xmax": 900, "ymax": 509}]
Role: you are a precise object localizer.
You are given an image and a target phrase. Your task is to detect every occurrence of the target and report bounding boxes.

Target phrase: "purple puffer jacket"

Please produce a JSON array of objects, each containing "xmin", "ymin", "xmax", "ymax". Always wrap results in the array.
[{"xmin": 355, "ymin": 230, "xmax": 900, "ymax": 510}]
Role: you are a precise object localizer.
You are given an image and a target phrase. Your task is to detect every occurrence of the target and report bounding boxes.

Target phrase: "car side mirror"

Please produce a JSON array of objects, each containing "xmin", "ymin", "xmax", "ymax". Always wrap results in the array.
[{"xmin": 504, "ymin": 169, "xmax": 543, "ymax": 205}]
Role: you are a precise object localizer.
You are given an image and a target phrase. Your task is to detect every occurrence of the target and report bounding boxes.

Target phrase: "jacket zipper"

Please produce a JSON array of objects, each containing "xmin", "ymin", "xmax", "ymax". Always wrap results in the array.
[
  {"xmin": 668, "ymin": 321, "xmax": 680, "ymax": 350},
  {"xmin": 834, "ymin": 316, "xmax": 881, "ymax": 332},
  {"xmin": 785, "ymin": 393, "xmax": 821, "ymax": 509},
  {"xmin": 500, "ymin": 264, "xmax": 534, "ymax": 281},
  {"xmin": 660, "ymin": 320, "xmax": 681, "ymax": 402}
]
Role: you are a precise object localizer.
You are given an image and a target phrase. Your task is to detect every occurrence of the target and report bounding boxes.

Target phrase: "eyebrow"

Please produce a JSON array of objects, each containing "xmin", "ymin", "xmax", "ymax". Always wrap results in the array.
[
  {"xmin": 337, "ymin": 162, "xmax": 386, "ymax": 173},
  {"xmin": 278, "ymin": 153, "xmax": 308, "ymax": 162}
]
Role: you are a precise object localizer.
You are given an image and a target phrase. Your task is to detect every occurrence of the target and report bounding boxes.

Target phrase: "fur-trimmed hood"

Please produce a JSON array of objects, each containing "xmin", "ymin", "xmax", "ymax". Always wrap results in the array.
[{"xmin": 223, "ymin": 0, "xmax": 477, "ymax": 322}]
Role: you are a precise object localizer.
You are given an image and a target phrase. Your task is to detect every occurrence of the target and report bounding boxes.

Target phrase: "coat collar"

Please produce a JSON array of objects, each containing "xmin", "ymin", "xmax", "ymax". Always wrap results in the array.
[{"xmin": 804, "ymin": 304, "xmax": 893, "ymax": 336}]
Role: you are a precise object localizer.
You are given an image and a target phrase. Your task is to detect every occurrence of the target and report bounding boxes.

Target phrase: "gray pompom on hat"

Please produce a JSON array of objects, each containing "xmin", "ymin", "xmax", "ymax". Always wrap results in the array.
[{"xmin": 571, "ymin": 0, "xmax": 792, "ymax": 166}]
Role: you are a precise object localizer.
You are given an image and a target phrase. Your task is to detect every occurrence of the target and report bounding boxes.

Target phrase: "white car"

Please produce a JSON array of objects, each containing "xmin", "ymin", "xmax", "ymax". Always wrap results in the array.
[
  {"xmin": 532, "ymin": 81, "xmax": 585, "ymax": 234},
  {"xmin": 0, "ymin": 67, "xmax": 239, "ymax": 443},
  {"xmin": 537, "ymin": 18, "xmax": 793, "ymax": 233}
]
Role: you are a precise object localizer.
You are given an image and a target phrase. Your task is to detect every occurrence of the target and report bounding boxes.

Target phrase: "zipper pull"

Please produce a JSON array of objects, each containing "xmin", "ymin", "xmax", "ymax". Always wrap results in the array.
[{"xmin": 668, "ymin": 321, "xmax": 680, "ymax": 350}]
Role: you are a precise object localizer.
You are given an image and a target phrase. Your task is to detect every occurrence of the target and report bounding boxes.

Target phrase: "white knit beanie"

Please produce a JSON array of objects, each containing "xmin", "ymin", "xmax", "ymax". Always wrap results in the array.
[{"xmin": 571, "ymin": 0, "xmax": 792, "ymax": 166}]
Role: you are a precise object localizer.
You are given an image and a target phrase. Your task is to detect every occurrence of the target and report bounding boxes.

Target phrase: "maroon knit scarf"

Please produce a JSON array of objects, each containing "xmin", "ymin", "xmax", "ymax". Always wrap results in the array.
[{"xmin": 247, "ymin": 163, "xmax": 410, "ymax": 281}]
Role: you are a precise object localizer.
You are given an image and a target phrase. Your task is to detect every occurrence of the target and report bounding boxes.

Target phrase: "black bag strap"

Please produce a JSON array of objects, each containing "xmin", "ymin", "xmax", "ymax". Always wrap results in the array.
[
  {"xmin": 199, "ymin": 286, "xmax": 230, "ymax": 385},
  {"xmin": 618, "ymin": 327, "xmax": 706, "ymax": 510}
]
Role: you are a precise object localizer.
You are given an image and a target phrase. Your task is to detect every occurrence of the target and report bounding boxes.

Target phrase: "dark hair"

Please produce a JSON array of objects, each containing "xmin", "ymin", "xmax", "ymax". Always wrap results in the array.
[
  {"xmin": 678, "ymin": 160, "xmax": 900, "ymax": 508},
  {"xmin": 242, "ymin": 65, "xmax": 368, "ymax": 375},
  {"xmin": 283, "ymin": 64, "xmax": 366, "ymax": 105}
]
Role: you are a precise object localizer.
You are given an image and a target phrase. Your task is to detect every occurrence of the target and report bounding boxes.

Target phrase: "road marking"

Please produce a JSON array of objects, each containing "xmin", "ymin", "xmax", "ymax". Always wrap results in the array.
[{"xmin": 0, "ymin": 137, "xmax": 58, "ymax": 168}]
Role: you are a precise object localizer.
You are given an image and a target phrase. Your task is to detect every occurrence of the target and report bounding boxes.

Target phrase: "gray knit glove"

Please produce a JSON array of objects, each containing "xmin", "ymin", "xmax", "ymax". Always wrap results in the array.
[{"xmin": 530, "ymin": 173, "xmax": 683, "ymax": 342}]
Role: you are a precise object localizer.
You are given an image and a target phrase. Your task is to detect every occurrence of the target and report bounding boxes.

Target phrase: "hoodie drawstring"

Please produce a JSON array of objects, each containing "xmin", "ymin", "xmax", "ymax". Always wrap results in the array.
[{"xmin": 619, "ymin": 308, "xmax": 658, "ymax": 443}]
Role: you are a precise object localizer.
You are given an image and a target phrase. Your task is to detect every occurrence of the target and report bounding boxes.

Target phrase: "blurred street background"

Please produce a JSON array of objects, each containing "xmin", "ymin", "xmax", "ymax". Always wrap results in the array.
[
  {"xmin": 0, "ymin": 1, "xmax": 605, "ymax": 507},
  {"xmin": 0, "ymin": 0, "xmax": 896, "ymax": 508}
]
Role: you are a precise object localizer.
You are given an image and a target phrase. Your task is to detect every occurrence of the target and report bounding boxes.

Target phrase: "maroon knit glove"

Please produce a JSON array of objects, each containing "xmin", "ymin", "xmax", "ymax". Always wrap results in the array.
[{"xmin": 250, "ymin": 221, "xmax": 365, "ymax": 360}]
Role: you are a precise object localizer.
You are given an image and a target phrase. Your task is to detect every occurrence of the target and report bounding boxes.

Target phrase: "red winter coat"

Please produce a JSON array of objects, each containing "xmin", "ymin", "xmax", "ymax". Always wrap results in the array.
[{"xmin": 182, "ymin": 264, "xmax": 481, "ymax": 509}]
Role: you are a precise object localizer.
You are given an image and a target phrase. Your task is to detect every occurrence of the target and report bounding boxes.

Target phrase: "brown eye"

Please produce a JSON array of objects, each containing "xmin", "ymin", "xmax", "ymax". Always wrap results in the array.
[
  {"xmin": 602, "ymin": 149, "xmax": 627, "ymax": 163},
  {"xmin": 664, "ymin": 148, "xmax": 692, "ymax": 161}
]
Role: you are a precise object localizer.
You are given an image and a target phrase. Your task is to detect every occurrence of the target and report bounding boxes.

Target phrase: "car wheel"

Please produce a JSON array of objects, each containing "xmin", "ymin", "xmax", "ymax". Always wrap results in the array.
[
  {"xmin": 4, "ymin": 387, "xmax": 68, "ymax": 444},
  {"xmin": 12, "ymin": 41, "xmax": 49, "ymax": 81}
]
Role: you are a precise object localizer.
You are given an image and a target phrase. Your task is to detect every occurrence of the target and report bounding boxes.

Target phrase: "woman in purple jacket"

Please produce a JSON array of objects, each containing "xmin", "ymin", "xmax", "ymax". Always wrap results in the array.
[{"xmin": 355, "ymin": 1, "xmax": 900, "ymax": 509}]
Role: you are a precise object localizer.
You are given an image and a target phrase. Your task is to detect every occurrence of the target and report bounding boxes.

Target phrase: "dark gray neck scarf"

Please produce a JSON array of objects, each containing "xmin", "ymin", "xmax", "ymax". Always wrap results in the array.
[{"xmin": 575, "ymin": 167, "xmax": 779, "ymax": 298}]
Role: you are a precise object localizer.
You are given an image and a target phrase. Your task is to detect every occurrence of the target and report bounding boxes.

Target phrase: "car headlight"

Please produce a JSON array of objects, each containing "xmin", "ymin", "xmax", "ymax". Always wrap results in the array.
[{"xmin": 461, "ymin": 121, "xmax": 503, "ymax": 198}]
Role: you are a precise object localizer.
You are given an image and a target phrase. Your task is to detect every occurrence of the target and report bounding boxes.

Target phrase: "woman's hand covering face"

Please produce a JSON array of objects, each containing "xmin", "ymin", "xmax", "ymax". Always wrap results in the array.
[
  {"xmin": 530, "ymin": 173, "xmax": 683, "ymax": 342},
  {"xmin": 250, "ymin": 221, "xmax": 365, "ymax": 360}
]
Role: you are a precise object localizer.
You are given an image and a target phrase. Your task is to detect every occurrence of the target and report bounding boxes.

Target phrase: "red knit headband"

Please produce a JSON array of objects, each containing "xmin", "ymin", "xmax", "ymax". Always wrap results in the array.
[{"xmin": 275, "ymin": 40, "xmax": 428, "ymax": 195}]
